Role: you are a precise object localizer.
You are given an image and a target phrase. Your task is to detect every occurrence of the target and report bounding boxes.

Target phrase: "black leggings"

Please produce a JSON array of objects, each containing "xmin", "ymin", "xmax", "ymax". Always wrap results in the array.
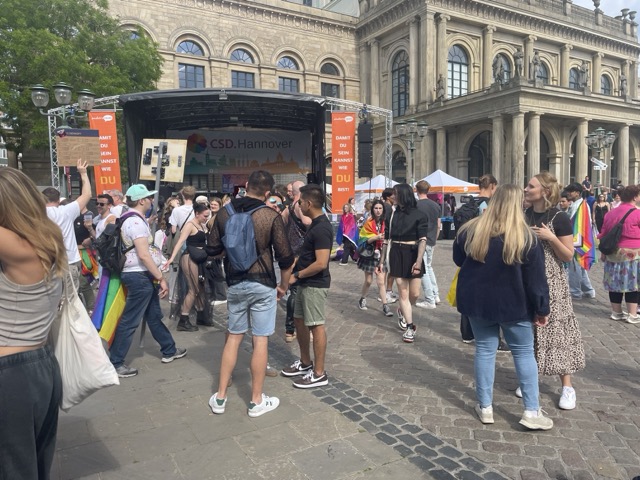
[{"xmin": 609, "ymin": 291, "xmax": 639, "ymax": 304}]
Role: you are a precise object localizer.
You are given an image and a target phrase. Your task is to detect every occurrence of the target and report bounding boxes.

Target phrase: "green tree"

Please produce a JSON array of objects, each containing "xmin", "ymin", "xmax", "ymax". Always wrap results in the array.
[{"xmin": 0, "ymin": 0, "xmax": 163, "ymax": 155}]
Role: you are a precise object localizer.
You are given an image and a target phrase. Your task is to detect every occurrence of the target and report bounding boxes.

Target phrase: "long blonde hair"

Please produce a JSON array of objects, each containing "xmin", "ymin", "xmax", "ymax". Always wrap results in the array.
[
  {"xmin": 459, "ymin": 184, "xmax": 536, "ymax": 265},
  {"xmin": 533, "ymin": 171, "xmax": 560, "ymax": 211},
  {"xmin": 0, "ymin": 168, "xmax": 67, "ymax": 279}
]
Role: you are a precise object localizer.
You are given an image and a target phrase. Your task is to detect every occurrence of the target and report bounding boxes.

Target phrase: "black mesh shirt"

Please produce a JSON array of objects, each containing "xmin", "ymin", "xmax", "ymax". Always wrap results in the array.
[{"xmin": 207, "ymin": 197, "xmax": 295, "ymax": 288}]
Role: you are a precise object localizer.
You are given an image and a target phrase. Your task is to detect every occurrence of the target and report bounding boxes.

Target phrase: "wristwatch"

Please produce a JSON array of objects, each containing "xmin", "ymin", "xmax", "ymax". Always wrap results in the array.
[{"xmin": 294, "ymin": 271, "xmax": 300, "ymax": 279}]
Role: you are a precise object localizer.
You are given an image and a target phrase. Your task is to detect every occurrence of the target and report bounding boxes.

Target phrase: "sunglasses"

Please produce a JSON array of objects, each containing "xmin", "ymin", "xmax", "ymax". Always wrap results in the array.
[
  {"xmin": 268, "ymin": 198, "xmax": 283, "ymax": 207},
  {"xmin": 96, "ymin": 202, "xmax": 108, "ymax": 206}
]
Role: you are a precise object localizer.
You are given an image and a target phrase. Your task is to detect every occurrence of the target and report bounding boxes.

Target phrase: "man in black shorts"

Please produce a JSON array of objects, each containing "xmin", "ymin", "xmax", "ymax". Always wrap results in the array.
[{"xmin": 281, "ymin": 185, "xmax": 333, "ymax": 388}]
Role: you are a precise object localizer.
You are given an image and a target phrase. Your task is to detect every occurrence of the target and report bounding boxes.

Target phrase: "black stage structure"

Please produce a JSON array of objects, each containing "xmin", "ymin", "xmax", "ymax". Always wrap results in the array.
[{"xmin": 119, "ymin": 88, "xmax": 327, "ymax": 188}]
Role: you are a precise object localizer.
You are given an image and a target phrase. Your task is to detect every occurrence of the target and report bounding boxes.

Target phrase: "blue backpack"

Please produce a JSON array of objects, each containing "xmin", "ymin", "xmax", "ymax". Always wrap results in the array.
[{"xmin": 221, "ymin": 203, "xmax": 268, "ymax": 273}]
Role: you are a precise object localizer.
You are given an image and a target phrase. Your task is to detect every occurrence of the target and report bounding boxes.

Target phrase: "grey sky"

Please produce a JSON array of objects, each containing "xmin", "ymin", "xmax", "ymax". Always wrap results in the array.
[{"xmin": 572, "ymin": 0, "xmax": 633, "ymax": 17}]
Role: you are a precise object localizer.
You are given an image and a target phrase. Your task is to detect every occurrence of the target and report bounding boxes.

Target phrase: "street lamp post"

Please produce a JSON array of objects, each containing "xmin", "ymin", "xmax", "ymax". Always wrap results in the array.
[
  {"xmin": 29, "ymin": 83, "xmax": 96, "ymax": 191},
  {"xmin": 584, "ymin": 127, "xmax": 616, "ymax": 195},
  {"xmin": 396, "ymin": 119, "xmax": 428, "ymax": 185}
]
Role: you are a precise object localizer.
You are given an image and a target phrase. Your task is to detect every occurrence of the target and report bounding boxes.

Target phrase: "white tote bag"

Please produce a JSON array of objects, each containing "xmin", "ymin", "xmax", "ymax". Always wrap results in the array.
[{"xmin": 50, "ymin": 272, "xmax": 119, "ymax": 411}]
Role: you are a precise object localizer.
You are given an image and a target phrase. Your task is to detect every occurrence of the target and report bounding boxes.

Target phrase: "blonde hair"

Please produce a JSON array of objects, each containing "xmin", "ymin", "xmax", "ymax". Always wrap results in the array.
[
  {"xmin": 0, "ymin": 168, "xmax": 67, "ymax": 279},
  {"xmin": 459, "ymin": 184, "xmax": 536, "ymax": 265},
  {"xmin": 533, "ymin": 171, "xmax": 560, "ymax": 210}
]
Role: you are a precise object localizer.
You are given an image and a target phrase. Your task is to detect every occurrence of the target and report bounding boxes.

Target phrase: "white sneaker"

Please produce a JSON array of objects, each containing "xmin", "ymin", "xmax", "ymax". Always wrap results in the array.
[
  {"xmin": 519, "ymin": 409, "xmax": 553, "ymax": 430},
  {"xmin": 248, "ymin": 394, "xmax": 280, "ymax": 417},
  {"xmin": 386, "ymin": 292, "xmax": 398, "ymax": 304},
  {"xmin": 415, "ymin": 301, "xmax": 436, "ymax": 309},
  {"xmin": 435, "ymin": 296, "xmax": 441, "ymax": 305},
  {"xmin": 515, "ymin": 387, "xmax": 523, "ymax": 398},
  {"xmin": 209, "ymin": 392, "xmax": 227, "ymax": 414},
  {"xmin": 474, "ymin": 404, "xmax": 494, "ymax": 424},
  {"xmin": 625, "ymin": 314, "xmax": 640, "ymax": 324},
  {"xmin": 610, "ymin": 312, "xmax": 628, "ymax": 321},
  {"xmin": 558, "ymin": 386, "xmax": 576, "ymax": 410}
]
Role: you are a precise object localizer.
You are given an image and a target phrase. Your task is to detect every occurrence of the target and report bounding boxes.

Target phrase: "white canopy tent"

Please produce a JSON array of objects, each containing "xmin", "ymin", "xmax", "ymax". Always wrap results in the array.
[
  {"xmin": 352, "ymin": 175, "xmax": 397, "ymax": 213},
  {"xmin": 418, "ymin": 170, "xmax": 480, "ymax": 194}
]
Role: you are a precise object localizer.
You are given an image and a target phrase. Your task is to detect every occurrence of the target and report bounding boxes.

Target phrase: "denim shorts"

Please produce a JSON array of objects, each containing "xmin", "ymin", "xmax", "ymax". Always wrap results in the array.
[
  {"xmin": 294, "ymin": 286, "xmax": 329, "ymax": 326},
  {"xmin": 227, "ymin": 281, "xmax": 277, "ymax": 336}
]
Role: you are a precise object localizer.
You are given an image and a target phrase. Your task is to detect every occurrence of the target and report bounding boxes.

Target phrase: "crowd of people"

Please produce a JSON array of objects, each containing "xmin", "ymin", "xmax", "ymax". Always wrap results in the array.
[{"xmin": 4, "ymin": 159, "xmax": 640, "ymax": 478}]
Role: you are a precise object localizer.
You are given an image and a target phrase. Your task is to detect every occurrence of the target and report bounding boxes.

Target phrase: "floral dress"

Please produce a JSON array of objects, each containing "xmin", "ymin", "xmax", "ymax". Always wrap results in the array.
[{"xmin": 526, "ymin": 208, "xmax": 586, "ymax": 376}]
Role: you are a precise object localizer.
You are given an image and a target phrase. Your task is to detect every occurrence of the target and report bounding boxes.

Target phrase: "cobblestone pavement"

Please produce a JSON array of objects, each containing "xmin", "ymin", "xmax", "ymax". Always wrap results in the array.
[
  {"xmin": 53, "ymin": 240, "xmax": 640, "ymax": 479},
  {"xmin": 323, "ymin": 239, "xmax": 640, "ymax": 480}
]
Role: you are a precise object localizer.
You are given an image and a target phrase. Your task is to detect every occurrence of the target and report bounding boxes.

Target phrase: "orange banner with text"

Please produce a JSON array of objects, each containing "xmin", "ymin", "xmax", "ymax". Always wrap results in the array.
[
  {"xmin": 88, "ymin": 111, "xmax": 122, "ymax": 194},
  {"xmin": 331, "ymin": 112, "xmax": 356, "ymax": 213}
]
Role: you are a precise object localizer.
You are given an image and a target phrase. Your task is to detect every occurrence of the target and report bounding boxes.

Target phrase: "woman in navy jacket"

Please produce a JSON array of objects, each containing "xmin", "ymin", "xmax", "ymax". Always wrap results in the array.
[{"xmin": 453, "ymin": 184, "xmax": 553, "ymax": 430}]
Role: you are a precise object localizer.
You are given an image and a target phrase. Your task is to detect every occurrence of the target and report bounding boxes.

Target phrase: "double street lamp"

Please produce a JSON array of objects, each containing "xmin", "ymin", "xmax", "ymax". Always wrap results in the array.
[
  {"xmin": 584, "ymin": 127, "xmax": 616, "ymax": 194},
  {"xmin": 396, "ymin": 119, "xmax": 428, "ymax": 185},
  {"xmin": 30, "ymin": 83, "xmax": 96, "ymax": 127}
]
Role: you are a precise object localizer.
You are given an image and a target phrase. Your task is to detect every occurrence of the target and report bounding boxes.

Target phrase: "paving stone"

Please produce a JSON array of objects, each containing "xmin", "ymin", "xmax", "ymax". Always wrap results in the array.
[
  {"xmin": 544, "ymin": 459, "xmax": 569, "ymax": 480},
  {"xmin": 519, "ymin": 469, "xmax": 549, "ymax": 480},
  {"xmin": 473, "ymin": 430, "xmax": 502, "ymax": 441},
  {"xmin": 415, "ymin": 445, "xmax": 438, "ymax": 458},
  {"xmin": 397, "ymin": 433, "xmax": 420, "ymax": 447},
  {"xmin": 433, "ymin": 456, "xmax": 461, "ymax": 471},
  {"xmin": 595, "ymin": 431, "xmax": 627, "ymax": 447},
  {"xmin": 352, "ymin": 404, "xmax": 369, "ymax": 414},
  {"xmin": 570, "ymin": 469, "xmax": 596, "ymax": 480},
  {"xmin": 609, "ymin": 447, "xmax": 640, "ymax": 465},
  {"xmin": 343, "ymin": 410, "xmax": 363, "ymax": 422},
  {"xmin": 417, "ymin": 432, "xmax": 444, "ymax": 448},
  {"xmin": 482, "ymin": 441, "xmax": 521, "ymax": 454},
  {"xmin": 374, "ymin": 432, "xmax": 396, "ymax": 445},
  {"xmin": 366, "ymin": 413, "xmax": 386, "ymax": 425},
  {"xmin": 402, "ymin": 423, "xmax": 422, "ymax": 434},
  {"xmin": 290, "ymin": 439, "xmax": 373, "ymax": 480},
  {"xmin": 428, "ymin": 469, "xmax": 457, "ymax": 480},
  {"xmin": 501, "ymin": 454, "xmax": 541, "ymax": 468},
  {"xmin": 457, "ymin": 471, "xmax": 484, "ymax": 480},
  {"xmin": 459, "ymin": 456, "xmax": 486, "ymax": 473},
  {"xmin": 560, "ymin": 449, "xmax": 589, "ymax": 468},
  {"xmin": 407, "ymin": 455, "xmax": 436, "ymax": 471},
  {"xmin": 615, "ymin": 423, "xmax": 640, "ymax": 439},
  {"xmin": 393, "ymin": 444, "xmax": 414, "ymax": 457}
]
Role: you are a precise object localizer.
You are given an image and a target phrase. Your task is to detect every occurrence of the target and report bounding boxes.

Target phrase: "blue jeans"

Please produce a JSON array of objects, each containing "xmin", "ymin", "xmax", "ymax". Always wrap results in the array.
[
  {"xmin": 568, "ymin": 258, "xmax": 595, "ymax": 298},
  {"xmin": 110, "ymin": 272, "xmax": 176, "ymax": 368},
  {"xmin": 227, "ymin": 280, "xmax": 277, "ymax": 336},
  {"xmin": 420, "ymin": 246, "xmax": 438, "ymax": 304},
  {"xmin": 469, "ymin": 316, "xmax": 540, "ymax": 411}
]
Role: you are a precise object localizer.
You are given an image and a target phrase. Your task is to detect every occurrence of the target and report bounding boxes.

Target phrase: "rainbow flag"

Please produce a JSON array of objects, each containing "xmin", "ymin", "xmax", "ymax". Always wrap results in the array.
[
  {"xmin": 572, "ymin": 199, "xmax": 596, "ymax": 271},
  {"xmin": 91, "ymin": 269, "xmax": 128, "ymax": 346},
  {"xmin": 80, "ymin": 249, "xmax": 99, "ymax": 285},
  {"xmin": 358, "ymin": 217, "xmax": 383, "ymax": 249},
  {"xmin": 336, "ymin": 213, "xmax": 359, "ymax": 247}
]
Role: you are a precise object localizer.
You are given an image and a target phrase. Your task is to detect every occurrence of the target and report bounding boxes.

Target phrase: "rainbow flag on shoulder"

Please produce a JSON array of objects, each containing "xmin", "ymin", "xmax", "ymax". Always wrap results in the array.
[{"xmin": 572, "ymin": 199, "xmax": 596, "ymax": 271}]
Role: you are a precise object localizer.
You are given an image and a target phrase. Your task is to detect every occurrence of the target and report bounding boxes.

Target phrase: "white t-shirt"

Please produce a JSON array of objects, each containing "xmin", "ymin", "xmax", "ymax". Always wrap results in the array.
[
  {"xmin": 169, "ymin": 204, "xmax": 194, "ymax": 230},
  {"xmin": 121, "ymin": 213, "xmax": 153, "ymax": 272},
  {"xmin": 47, "ymin": 202, "xmax": 81, "ymax": 264},
  {"xmin": 95, "ymin": 213, "xmax": 116, "ymax": 239},
  {"xmin": 110, "ymin": 204, "xmax": 128, "ymax": 218}
]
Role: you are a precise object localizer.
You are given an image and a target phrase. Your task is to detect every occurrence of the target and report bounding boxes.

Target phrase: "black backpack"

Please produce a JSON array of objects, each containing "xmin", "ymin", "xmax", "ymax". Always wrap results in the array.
[
  {"xmin": 95, "ymin": 212, "xmax": 140, "ymax": 273},
  {"xmin": 598, "ymin": 208, "xmax": 634, "ymax": 255},
  {"xmin": 453, "ymin": 197, "xmax": 485, "ymax": 232}
]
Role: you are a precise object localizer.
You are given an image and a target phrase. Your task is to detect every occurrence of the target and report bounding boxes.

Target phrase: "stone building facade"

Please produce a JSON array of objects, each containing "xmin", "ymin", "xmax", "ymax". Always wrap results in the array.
[{"xmin": 106, "ymin": 0, "xmax": 640, "ymax": 188}]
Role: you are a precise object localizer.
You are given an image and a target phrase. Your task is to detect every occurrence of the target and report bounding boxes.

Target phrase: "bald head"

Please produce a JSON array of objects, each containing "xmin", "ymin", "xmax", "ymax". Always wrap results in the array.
[{"xmin": 292, "ymin": 180, "xmax": 305, "ymax": 200}]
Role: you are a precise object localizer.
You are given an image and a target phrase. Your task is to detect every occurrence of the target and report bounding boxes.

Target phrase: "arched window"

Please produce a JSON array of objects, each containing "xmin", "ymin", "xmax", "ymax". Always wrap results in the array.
[
  {"xmin": 601, "ymin": 75, "xmax": 612, "ymax": 95},
  {"xmin": 569, "ymin": 68, "xmax": 580, "ymax": 90},
  {"xmin": 538, "ymin": 63, "xmax": 550, "ymax": 85},
  {"xmin": 277, "ymin": 56, "xmax": 299, "ymax": 70},
  {"xmin": 321, "ymin": 63, "xmax": 340, "ymax": 76},
  {"xmin": 230, "ymin": 49, "xmax": 254, "ymax": 63},
  {"xmin": 176, "ymin": 40, "xmax": 204, "ymax": 56},
  {"xmin": 448, "ymin": 45, "xmax": 468, "ymax": 98},
  {"xmin": 391, "ymin": 51, "xmax": 409, "ymax": 117},
  {"xmin": 493, "ymin": 54, "xmax": 511, "ymax": 84}
]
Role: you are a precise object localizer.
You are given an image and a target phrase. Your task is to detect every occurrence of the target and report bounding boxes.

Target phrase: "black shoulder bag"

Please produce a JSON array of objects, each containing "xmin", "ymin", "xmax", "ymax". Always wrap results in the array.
[{"xmin": 598, "ymin": 208, "xmax": 635, "ymax": 255}]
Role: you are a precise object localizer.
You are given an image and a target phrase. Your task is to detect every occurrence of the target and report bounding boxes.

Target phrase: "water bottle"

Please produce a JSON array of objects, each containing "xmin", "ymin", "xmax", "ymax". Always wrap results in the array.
[{"xmin": 83, "ymin": 211, "xmax": 93, "ymax": 222}]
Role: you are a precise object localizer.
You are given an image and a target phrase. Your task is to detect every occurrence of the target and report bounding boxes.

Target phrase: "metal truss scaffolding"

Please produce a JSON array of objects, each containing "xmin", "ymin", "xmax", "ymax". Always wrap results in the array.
[{"xmin": 323, "ymin": 97, "xmax": 394, "ymax": 187}]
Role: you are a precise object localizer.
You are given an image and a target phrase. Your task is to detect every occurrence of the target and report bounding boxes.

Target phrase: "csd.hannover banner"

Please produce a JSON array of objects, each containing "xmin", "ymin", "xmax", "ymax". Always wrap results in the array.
[
  {"xmin": 331, "ymin": 112, "xmax": 356, "ymax": 213},
  {"xmin": 88, "ymin": 111, "xmax": 122, "ymax": 194}
]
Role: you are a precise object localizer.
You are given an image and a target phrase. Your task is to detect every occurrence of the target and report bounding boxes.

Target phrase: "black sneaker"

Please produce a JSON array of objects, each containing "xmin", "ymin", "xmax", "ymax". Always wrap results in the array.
[
  {"xmin": 281, "ymin": 359, "xmax": 313, "ymax": 377},
  {"xmin": 293, "ymin": 370, "xmax": 328, "ymax": 389},
  {"xmin": 497, "ymin": 340, "xmax": 511, "ymax": 353},
  {"xmin": 397, "ymin": 308, "xmax": 407, "ymax": 330},
  {"xmin": 162, "ymin": 347, "xmax": 187, "ymax": 363},
  {"xmin": 382, "ymin": 304, "xmax": 393, "ymax": 317},
  {"xmin": 358, "ymin": 297, "xmax": 367, "ymax": 310}
]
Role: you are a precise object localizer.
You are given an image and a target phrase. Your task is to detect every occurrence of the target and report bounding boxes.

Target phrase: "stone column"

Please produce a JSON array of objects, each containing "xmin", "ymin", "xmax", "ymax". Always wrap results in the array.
[
  {"xmin": 560, "ymin": 44, "xmax": 572, "ymax": 88},
  {"xmin": 424, "ymin": 13, "xmax": 437, "ymax": 104},
  {"xmin": 424, "ymin": 130, "xmax": 435, "ymax": 175},
  {"xmin": 491, "ymin": 115, "xmax": 504, "ymax": 183},
  {"xmin": 370, "ymin": 39, "xmax": 380, "ymax": 106},
  {"xmin": 436, "ymin": 14, "xmax": 450, "ymax": 83},
  {"xmin": 527, "ymin": 113, "xmax": 541, "ymax": 182},
  {"xmin": 617, "ymin": 124, "xmax": 630, "ymax": 186},
  {"xmin": 482, "ymin": 26, "xmax": 496, "ymax": 89},
  {"xmin": 524, "ymin": 35, "xmax": 537, "ymax": 81},
  {"xmin": 622, "ymin": 60, "xmax": 630, "ymax": 98},
  {"xmin": 436, "ymin": 127, "xmax": 447, "ymax": 172},
  {"xmin": 631, "ymin": 61, "xmax": 638, "ymax": 98},
  {"xmin": 420, "ymin": 13, "xmax": 433, "ymax": 106},
  {"xmin": 457, "ymin": 158, "xmax": 470, "ymax": 181},
  {"xmin": 592, "ymin": 52, "xmax": 603, "ymax": 93},
  {"xmin": 512, "ymin": 112, "xmax": 526, "ymax": 186},
  {"xmin": 409, "ymin": 17, "xmax": 419, "ymax": 113},
  {"xmin": 576, "ymin": 119, "xmax": 589, "ymax": 182},
  {"xmin": 359, "ymin": 43, "xmax": 370, "ymax": 104},
  {"xmin": 630, "ymin": 157, "xmax": 640, "ymax": 185},
  {"xmin": 548, "ymin": 154, "xmax": 563, "ymax": 181}
]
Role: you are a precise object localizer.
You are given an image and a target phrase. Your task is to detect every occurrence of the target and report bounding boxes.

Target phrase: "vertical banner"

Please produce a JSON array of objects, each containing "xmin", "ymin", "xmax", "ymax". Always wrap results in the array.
[
  {"xmin": 331, "ymin": 112, "xmax": 356, "ymax": 213},
  {"xmin": 88, "ymin": 111, "xmax": 122, "ymax": 194}
]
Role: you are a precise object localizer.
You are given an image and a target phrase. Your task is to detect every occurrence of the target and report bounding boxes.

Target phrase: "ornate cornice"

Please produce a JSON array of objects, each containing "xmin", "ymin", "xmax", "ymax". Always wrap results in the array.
[
  {"xmin": 357, "ymin": 0, "xmax": 640, "ymax": 58},
  {"xmin": 164, "ymin": 0, "xmax": 357, "ymax": 38}
]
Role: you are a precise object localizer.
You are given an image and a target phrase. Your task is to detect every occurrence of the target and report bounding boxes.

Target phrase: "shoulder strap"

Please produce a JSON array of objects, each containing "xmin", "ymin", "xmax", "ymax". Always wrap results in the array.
[
  {"xmin": 618, "ymin": 208, "xmax": 635, "ymax": 225},
  {"xmin": 179, "ymin": 208, "xmax": 194, "ymax": 231}
]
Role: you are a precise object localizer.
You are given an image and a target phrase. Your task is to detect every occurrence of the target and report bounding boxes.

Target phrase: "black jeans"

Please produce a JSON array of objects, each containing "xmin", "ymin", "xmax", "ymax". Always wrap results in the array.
[
  {"xmin": 285, "ymin": 285, "xmax": 298, "ymax": 334},
  {"xmin": 0, "ymin": 346, "xmax": 62, "ymax": 480},
  {"xmin": 341, "ymin": 240, "xmax": 356, "ymax": 264}
]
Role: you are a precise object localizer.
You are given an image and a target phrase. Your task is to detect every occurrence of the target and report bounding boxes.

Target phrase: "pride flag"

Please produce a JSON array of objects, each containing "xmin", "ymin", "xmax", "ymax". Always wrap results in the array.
[
  {"xmin": 572, "ymin": 199, "xmax": 596, "ymax": 271},
  {"xmin": 91, "ymin": 269, "xmax": 127, "ymax": 346}
]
